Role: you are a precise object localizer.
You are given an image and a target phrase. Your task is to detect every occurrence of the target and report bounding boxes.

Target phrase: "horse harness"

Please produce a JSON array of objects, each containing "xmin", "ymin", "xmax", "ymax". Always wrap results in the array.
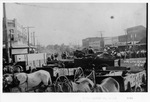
[{"xmin": 13, "ymin": 73, "xmax": 28, "ymax": 92}]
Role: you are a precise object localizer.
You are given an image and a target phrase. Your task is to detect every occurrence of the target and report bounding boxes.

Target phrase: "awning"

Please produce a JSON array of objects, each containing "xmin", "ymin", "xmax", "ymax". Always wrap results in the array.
[{"xmin": 12, "ymin": 44, "xmax": 29, "ymax": 48}]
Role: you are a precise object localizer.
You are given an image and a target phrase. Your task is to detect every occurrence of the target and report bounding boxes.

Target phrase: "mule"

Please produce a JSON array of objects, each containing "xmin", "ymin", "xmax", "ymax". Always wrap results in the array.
[
  {"xmin": 70, "ymin": 77, "xmax": 94, "ymax": 92},
  {"xmin": 3, "ymin": 70, "xmax": 52, "ymax": 92},
  {"xmin": 94, "ymin": 77, "xmax": 120, "ymax": 92},
  {"xmin": 3, "ymin": 65, "xmax": 14, "ymax": 74},
  {"xmin": 3, "ymin": 65, "xmax": 23, "ymax": 74}
]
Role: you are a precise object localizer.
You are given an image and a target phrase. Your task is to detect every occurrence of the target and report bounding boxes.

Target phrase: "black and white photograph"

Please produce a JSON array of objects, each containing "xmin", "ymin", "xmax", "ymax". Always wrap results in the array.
[{"xmin": 1, "ymin": 0, "xmax": 149, "ymax": 102}]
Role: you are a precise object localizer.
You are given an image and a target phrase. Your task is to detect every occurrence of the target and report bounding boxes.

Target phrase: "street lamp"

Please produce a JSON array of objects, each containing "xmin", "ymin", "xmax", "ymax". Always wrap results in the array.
[{"xmin": 124, "ymin": 29, "xmax": 128, "ymax": 50}]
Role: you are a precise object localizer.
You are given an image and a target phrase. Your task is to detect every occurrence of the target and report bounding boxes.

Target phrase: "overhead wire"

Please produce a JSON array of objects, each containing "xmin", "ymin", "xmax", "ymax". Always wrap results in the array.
[
  {"xmin": 15, "ymin": 3, "xmax": 50, "ymax": 9},
  {"xmin": 14, "ymin": 2, "xmax": 82, "ymax": 11}
]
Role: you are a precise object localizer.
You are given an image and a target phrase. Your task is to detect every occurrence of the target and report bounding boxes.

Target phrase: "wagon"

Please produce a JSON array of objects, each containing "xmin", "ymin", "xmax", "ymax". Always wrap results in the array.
[
  {"xmin": 73, "ymin": 52, "xmax": 118, "ymax": 73},
  {"xmin": 93, "ymin": 66, "xmax": 147, "ymax": 92},
  {"xmin": 36, "ymin": 65, "xmax": 80, "ymax": 82}
]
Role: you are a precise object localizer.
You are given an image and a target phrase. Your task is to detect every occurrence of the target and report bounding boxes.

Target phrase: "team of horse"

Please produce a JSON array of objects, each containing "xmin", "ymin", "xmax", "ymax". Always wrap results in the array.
[{"xmin": 3, "ymin": 67, "xmax": 120, "ymax": 92}]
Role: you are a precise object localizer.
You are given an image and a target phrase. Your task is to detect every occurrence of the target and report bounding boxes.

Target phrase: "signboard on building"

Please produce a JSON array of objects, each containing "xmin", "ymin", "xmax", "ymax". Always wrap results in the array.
[
  {"xmin": 89, "ymin": 41, "xmax": 100, "ymax": 49},
  {"xmin": 12, "ymin": 49, "xmax": 28, "ymax": 54},
  {"xmin": 116, "ymin": 42, "xmax": 126, "ymax": 46},
  {"xmin": 15, "ymin": 54, "xmax": 26, "ymax": 62},
  {"xmin": 104, "ymin": 37, "xmax": 112, "ymax": 46}
]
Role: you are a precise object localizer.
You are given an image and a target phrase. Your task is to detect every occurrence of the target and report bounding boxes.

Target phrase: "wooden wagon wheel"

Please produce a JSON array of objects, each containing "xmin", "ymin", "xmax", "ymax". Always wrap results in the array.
[
  {"xmin": 55, "ymin": 75, "xmax": 72, "ymax": 92},
  {"xmin": 74, "ymin": 67, "xmax": 84, "ymax": 82}
]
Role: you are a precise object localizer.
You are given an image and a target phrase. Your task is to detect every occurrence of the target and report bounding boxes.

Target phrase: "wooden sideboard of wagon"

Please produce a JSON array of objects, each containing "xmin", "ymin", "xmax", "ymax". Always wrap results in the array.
[
  {"xmin": 36, "ymin": 64, "xmax": 80, "ymax": 82},
  {"xmin": 92, "ymin": 65, "xmax": 147, "ymax": 92}
]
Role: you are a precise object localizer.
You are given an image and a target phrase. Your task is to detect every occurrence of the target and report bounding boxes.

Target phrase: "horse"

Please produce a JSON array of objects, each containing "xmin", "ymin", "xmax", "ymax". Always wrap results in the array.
[
  {"xmin": 65, "ymin": 67, "xmax": 95, "ymax": 92},
  {"xmin": 70, "ymin": 77, "xmax": 94, "ymax": 92},
  {"xmin": 84, "ymin": 70, "xmax": 120, "ymax": 92},
  {"xmin": 3, "ymin": 70, "xmax": 52, "ymax": 92},
  {"xmin": 73, "ymin": 67, "xmax": 120, "ymax": 92},
  {"xmin": 3, "ymin": 65, "xmax": 14, "ymax": 74},
  {"xmin": 74, "ymin": 67, "xmax": 85, "ymax": 82},
  {"xmin": 3, "ymin": 74, "xmax": 14, "ymax": 92},
  {"xmin": 46, "ymin": 68, "xmax": 87, "ymax": 92},
  {"xmin": 3, "ymin": 65, "xmax": 23, "ymax": 74},
  {"xmin": 93, "ymin": 77, "xmax": 120, "ymax": 92}
]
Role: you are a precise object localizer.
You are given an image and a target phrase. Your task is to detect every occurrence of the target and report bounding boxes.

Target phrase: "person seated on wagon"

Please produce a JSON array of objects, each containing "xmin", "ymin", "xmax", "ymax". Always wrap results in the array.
[{"xmin": 88, "ymin": 46, "xmax": 95, "ymax": 54}]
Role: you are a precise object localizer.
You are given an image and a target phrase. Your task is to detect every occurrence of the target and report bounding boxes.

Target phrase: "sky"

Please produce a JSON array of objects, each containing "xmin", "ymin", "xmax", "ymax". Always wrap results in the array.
[{"xmin": 5, "ymin": 3, "xmax": 146, "ymax": 46}]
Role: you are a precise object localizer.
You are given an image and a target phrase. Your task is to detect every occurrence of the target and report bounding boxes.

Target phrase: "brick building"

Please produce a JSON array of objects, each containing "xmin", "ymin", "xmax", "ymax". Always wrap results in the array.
[
  {"xmin": 116, "ymin": 25, "xmax": 146, "ymax": 50},
  {"xmin": 82, "ymin": 37, "xmax": 104, "ymax": 51},
  {"xmin": 3, "ymin": 19, "xmax": 29, "ymax": 62},
  {"xmin": 82, "ymin": 25, "xmax": 146, "ymax": 51}
]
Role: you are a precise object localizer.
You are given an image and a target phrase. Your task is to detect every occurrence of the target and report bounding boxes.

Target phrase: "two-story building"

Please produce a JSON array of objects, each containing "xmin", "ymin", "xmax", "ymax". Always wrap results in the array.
[
  {"xmin": 111, "ymin": 25, "xmax": 146, "ymax": 51},
  {"xmin": 3, "ymin": 19, "xmax": 29, "ymax": 62},
  {"xmin": 82, "ymin": 37, "xmax": 104, "ymax": 51}
]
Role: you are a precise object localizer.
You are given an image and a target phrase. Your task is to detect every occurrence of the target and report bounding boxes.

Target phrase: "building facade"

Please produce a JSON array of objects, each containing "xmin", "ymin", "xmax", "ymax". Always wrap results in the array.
[
  {"xmin": 126, "ymin": 25, "xmax": 146, "ymax": 44},
  {"xmin": 103, "ymin": 36, "xmax": 119, "ymax": 47},
  {"xmin": 104, "ymin": 37, "xmax": 112, "ymax": 46},
  {"xmin": 82, "ymin": 37, "xmax": 104, "ymax": 51},
  {"xmin": 117, "ymin": 25, "xmax": 146, "ymax": 50},
  {"xmin": 112, "ymin": 36, "xmax": 119, "ymax": 46},
  {"xmin": 82, "ymin": 25, "xmax": 146, "ymax": 51},
  {"xmin": 3, "ymin": 19, "xmax": 29, "ymax": 62}
]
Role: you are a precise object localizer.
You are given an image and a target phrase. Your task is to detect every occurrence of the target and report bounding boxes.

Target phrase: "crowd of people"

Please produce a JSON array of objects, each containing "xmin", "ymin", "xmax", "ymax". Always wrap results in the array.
[
  {"xmin": 61, "ymin": 52, "xmax": 68, "ymax": 59},
  {"xmin": 47, "ymin": 52, "xmax": 71, "ymax": 62},
  {"xmin": 46, "ymin": 46, "xmax": 147, "ymax": 62},
  {"xmin": 47, "ymin": 53, "xmax": 59, "ymax": 62},
  {"xmin": 104, "ymin": 47, "xmax": 147, "ymax": 59}
]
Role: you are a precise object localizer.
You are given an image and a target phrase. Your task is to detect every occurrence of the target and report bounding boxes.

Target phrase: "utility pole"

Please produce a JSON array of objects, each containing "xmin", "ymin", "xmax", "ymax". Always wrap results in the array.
[
  {"xmin": 9, "ymin": 29, "xmax": 13, "ymax": 60},
  {"xmin": 99, "ymin": 31, "xmax": 104, "ymax": 51},
  {"xmin": 33, "ymin": 32, "xmax": 35, "ymax": 46},
  {"xmin": 133, "ymin": 33, "xmax": 136, "ymax": 51},
  {"xmin": 125, "ymin": 29, "xmax": 128, "ymax": 50},
  {"xmin": 23, "ymin": 26, "xmax": 34, "ymax": 53},
  {"xmin": 3, "ymin": 3, "xmax": 10, "ymax": 63},
  {"xmin": 36, "ymin": 39, "xmax": 39, "ymax": 53},
  {"xmin": 77, "ymin": 40, "xmax": 79, "ymax": 49},
  {"xmin": 31, "ymin": 32, "xmax": 33, "ymax": 45}
]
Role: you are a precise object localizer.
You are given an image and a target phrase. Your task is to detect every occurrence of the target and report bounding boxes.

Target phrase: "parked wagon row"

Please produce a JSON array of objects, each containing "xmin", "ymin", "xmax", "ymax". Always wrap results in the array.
[{"xmin": 3, "ymin": 52, "xmax": 147, "ymax": 92}]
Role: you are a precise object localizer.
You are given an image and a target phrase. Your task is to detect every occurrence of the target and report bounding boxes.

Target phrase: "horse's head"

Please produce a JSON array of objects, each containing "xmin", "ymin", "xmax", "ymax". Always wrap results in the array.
[
  {"xmin": 3, "ymin": 74, "xmax": 11, "ymax": 92},
  {"xmin": 74, "ymin": 77, "xmax": 94, "ymax": 92},
  {"xmin": 93, "ymin": 77, "xmax": 120, "ymax": 92},
  {"xmin": 93, "ymin": 84, "xmax": 104, "ymax": 92},
  {"xmin": 76, "ymin": 78, "xmax": 94, "ymax": 87},
  {"xmin": 3, "ymin": 65, "xmax": 14, "ymax": 74},
  {"xmin": 3, "ymin": 74, "xmax": 14, "ymax": 89},
  {"xmin": 3, "ymin": 67, "xmax": 8, "ymax": 74},
  {"xmin": 74, "ymin": 67, "xmax": 84, "ymax": 82}
]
